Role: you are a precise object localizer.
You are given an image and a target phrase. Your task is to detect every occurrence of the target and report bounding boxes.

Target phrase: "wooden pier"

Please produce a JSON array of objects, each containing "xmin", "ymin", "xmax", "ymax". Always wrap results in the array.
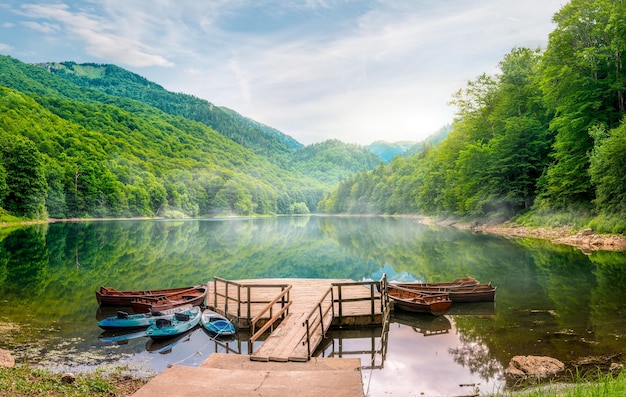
[
  {"xmin": 209, "ymin": 277, "xmax": 389, "ymax": 362},
  {"xmin": 132, "ymin": 277, "xmax": 389, "ymax": 396}
]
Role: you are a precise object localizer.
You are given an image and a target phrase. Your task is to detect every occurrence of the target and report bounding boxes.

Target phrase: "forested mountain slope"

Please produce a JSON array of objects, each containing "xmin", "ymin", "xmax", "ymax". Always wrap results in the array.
[
  {"xmin": 290, "ymin": 139, "xmax": 381, "ymax": 184},
  {"xmin": 38, "ymin": 61, "xmax": 380, "ymax": 182},
  {"xmin": 319, "ymin": 0, "xmax": 626, "ymax": 233},
  {"xmin": 0, "ymin": 55, "xmax": 327, "ymax": 218},
  {"xmin": 39, "ymin": 61, "xmax": 300, "ymax": 165}
]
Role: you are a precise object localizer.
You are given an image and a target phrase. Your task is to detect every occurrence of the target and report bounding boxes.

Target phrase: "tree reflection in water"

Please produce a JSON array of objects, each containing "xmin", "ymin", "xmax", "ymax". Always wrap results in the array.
[{"xmin": 449, "ymin": 332, "xmax": 502, "ymax": 383}]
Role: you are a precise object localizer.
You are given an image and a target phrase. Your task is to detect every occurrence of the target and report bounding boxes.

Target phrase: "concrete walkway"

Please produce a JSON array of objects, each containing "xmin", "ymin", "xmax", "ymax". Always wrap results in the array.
[{"xmin": 132, "ymin": 353, "xmax": 364, "ymax": 397}]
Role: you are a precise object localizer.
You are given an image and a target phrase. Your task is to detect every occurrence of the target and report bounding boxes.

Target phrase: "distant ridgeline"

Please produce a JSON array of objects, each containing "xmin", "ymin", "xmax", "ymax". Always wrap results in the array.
[
  {"xmin": 319, "ymin": 0, "xmax": 626, "ymax": 229},
  {"xmin": 0, "ymin": 55, "xmax": 384, "ymax": 219}
]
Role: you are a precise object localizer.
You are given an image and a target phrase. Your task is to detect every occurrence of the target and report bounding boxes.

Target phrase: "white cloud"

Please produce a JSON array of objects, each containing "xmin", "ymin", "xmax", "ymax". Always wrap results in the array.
[
  {"xmin": 21, "ymin": 20, "xmax": 59, "ymax": 33},
  {"xmin": 18, "ymin": 3, "xmax": 174, "ymax": 67},
  {"xmin": 0, "ymin": 42, "xmax": 14, "ymax": 51}
]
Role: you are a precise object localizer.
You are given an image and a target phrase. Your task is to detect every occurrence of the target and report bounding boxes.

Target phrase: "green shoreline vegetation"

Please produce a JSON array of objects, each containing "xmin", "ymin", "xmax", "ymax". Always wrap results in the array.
[{"xmin": 0, "ymin": 365, "xmax": 150, "ymax": 397}]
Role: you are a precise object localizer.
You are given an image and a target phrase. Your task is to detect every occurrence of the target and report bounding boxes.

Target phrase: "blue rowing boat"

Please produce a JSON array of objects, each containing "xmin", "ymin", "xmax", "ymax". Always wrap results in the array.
[
  {"xmin": 145, "ymin": 306, "xmax": 201, "ymax": 340},
  {"xmin": 201, "ymin": 309, "xmax": 236, "ymax": 337},
  {"xmin": 97, "ymin": 304, "xmax": 193, "ymax": 330}
]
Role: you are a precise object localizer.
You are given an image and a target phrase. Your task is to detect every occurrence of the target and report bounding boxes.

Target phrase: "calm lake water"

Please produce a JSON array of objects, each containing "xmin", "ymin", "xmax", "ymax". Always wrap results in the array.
[{"xmin": 1, "ymin": 216, "xmax": 626, "ymax": 396}]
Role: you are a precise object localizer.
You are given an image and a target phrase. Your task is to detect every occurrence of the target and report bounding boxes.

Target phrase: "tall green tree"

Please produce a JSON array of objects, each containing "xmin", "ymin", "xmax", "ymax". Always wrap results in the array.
[
  {"xmin": 538, "ymin": 0, "xmax": 626, "ymax": 208},
  {"xmin": 1, "ymin": 135, "xmax": 48, "ymax": 218}
]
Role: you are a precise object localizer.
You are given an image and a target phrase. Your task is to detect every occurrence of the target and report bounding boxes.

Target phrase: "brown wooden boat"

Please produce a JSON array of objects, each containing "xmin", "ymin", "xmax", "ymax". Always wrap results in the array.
[
  {"xmin": 387, "ymin": 284, "xmax": 452, "ymax": 316},
  {"xmin": 95, "ymin": 285, "xmax": 204, "ymax": 306},
  {"xmin": 392, "ymin": 276, "xmax": 496, "ymax": 303},
  {"xmin": 130, "ymin": 286, "xmax": 208, "ymax": 313}
]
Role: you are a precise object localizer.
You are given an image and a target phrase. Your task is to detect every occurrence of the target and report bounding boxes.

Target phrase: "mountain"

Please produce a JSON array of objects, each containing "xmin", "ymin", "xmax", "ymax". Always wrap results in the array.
[
  {"xmin": 0, "ymin": 55, "xmax": 322, "ymax": 218},
  {"xmin": 365, "ymin": 125, "xmax": 452, "ymax": 163},
  {"xmin": 38, "ymin": 61, "xmax": 298, "ymax": 166},
  {"xmin": 365, "ymin": 140, "xmax": 417, "ymax": 163},
  {"xmin": 0, "ymin": 54, "xmax": 382, "ymax": 219},
  {"xmin": 291, "ymin": 139, "xmax": 382, "ymax": 184},
  {"xmin": 401, "ymin": 125, "xmax": 452, "ymax": 158}
]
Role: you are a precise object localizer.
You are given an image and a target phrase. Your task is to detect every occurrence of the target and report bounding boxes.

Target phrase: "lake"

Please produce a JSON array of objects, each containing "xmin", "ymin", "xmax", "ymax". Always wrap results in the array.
[{"xmin": 1, "ymin": 216, "xmax": 625, "ymax": 396}]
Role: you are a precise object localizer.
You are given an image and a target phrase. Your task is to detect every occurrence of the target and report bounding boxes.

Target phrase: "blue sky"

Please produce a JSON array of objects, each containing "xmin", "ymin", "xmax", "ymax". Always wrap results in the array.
[{"xmin": 0, "ymin": 0, "xmax": 564, "ymax": 145}]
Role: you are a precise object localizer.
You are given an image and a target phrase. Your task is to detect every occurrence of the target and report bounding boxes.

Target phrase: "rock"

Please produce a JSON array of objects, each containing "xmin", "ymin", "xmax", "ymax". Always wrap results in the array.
[
  {"xmin": 0, "ymin": 349, "xmax": 15, "ymax": 368},
  {"xmin": 505, "ymin": 355, "xmax": 565, "ymax": 379},
  {"xmin": 580, "ymin": 228, "xmax": 593, "ymax": 236},
  {"xmin": 61, "ymin": 372, "xmax": 76, "ymax": 384}
]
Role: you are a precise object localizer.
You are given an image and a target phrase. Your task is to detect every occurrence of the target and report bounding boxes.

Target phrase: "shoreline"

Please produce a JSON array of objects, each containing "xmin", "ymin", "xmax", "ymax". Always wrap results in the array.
[
  {"xmin": 3, "ymin": 215, "xmax": 626, "ymax": 252},
  {"xmin": 422, "ymin": 217, "xmax": 626, "ymax": 252}
]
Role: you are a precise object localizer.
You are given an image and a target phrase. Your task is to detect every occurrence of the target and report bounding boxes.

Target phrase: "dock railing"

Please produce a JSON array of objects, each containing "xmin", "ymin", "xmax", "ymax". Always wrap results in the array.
[
  {"xmin": 212, "ymin": 277, "xmax": 291, "ymax": 328},
  {"xmin": 248, "ymin": 285, "xmax": 293, "ymax": 354},
  {"xmin": 332, "ymin": 273, "xmax": 389, "ymax": 324},
  {"xmin": 302, "ymin": 286, "xmax": 334, "ymax": 359}
]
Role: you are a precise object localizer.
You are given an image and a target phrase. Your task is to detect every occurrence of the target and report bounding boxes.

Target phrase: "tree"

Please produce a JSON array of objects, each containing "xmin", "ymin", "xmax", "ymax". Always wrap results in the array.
[
  {"xmin": 589, "ymin": 123, "xmax": 626, "ymax": 214},
  {"xmin": 2, "ymin": 135, "xmax": 48, "ymax": 218},
  {"xmin": 538, "ymin": 0, "xmax": 626, "ymax": 208}
]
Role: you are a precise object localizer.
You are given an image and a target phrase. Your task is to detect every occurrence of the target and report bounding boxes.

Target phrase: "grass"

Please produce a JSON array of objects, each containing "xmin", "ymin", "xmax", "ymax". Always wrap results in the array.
[
  {"xmin": 0, "ymin": 365, "xmax": 150, "ymax": 397},
  {"xmin": 497, "ymin": 369, "xmax": 626, "ymax": 397}
]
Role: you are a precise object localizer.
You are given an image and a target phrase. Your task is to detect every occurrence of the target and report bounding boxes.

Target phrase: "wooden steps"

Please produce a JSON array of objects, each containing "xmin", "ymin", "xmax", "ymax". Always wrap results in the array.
[{"xmin": 133, "ymin": 354, "xmax": 364, "ymax": 397}]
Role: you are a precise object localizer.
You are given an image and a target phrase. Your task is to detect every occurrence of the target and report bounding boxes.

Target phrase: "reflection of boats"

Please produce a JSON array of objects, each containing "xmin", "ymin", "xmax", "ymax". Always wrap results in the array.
[
  {"xmin": 388, "ymin": 284, "xmax": 452, "ymax": 315},
  {"xmin": 96, "ymin": 285, "xmax": 204, "ymax": 306},
  {"xmin": 392, "ymin": 311, "xmax": 452, "ymax": 336},
  {"xmin": 145, "ymin": 306, "xmax": 201, "ymax": 340},
  {"xmin": 97, "ymin": 304, "xmax": 193, "ymax": 330},
  {"xmin": 130, "ymin": 286, "xmax": 208, "ymax": 313},
  {"xmin": 392, "ymin": 276, "xmax": 496, "ymax": 303},
  {"xmin": 201, "ymin": 309, "xmax": 236, "ymax": 337},
  {"xmin": 99, "ymin": 328, "xmax": 148, "ymax": 343},
  {"xmin": 145, "ymin": 330, "xmax": 193, "ymax": 354},
  {"xmin": 446, "ymin": 301, "xmax": 496, "ymax": 316}
]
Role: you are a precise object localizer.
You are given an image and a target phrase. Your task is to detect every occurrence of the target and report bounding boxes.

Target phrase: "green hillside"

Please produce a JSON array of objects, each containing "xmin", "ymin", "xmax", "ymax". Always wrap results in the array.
[
  {"xmin": 40, "ymin": 62, "xmax": 299, "ymax": 165},
  {"xmin": 0, "ymin": 55, "xmax": 330, "ymax": 218}
]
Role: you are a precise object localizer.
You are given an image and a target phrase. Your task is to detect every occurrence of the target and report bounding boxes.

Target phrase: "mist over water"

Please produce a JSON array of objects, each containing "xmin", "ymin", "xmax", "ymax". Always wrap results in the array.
[{"xmin": 1, "ymin": 216, "xmax": 625, "ymax": 396}]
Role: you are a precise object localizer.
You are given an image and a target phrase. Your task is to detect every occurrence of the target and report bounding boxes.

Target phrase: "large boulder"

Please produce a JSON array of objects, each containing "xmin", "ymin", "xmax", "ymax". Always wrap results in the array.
[
  {"xmin": 0, "ymin": 349, "xmax": 15, "ymax": 368},
  {"xmin": 505, "ymin": 355, "xmax": 565, "ymax": 379}
]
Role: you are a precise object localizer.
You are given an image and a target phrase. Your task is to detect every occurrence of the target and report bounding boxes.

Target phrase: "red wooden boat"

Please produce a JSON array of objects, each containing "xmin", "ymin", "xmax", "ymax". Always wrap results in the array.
[
  {"xmin": 95, "ymin": 285, "xmax": 204, "ymax": 306},
  {"xmin": 130, "ymin": 286, "xmax": 208, "ymax": 313},
  {"xmin": 387, "ymin": 284, "xmax": 452, "ymax": 316},
  {"xmin": 392, "ymin": 276, "xmax": 496, "ymax": 303}
]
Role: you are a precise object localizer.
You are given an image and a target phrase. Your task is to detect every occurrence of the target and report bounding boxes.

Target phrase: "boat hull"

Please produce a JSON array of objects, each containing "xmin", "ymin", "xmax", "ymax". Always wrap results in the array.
[
  {"xmin": 97, "ymin": 304, "xmax": 193, "ymax": 330},
  {"xmin": 130, "ymin": 286, "xmax": 208, "ymax": 313},
  {"xmin": 96, "ymin": 285, "xmax": 203, "ymax": 306},
  {"xmin": 392, "ymin": 277, "xmax": 496, "ymax": 303},
  {"xmin": 388, "ymin": 285, "xmax": 452, "ymax": 316},
  {"xmin": 201, "ymin": 309, "xmax": 236, "ymax": 337},
  {"xmin": 145, "ymin": 306, "xmax": 201, "ymax": 340}
]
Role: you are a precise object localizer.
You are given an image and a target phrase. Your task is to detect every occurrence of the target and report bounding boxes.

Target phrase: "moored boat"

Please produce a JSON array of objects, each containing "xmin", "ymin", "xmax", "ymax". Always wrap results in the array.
[
  {"xmin": 130, "ymin": 286, "xmax": 208, "ymax": 313},
  {"xmin": 145, "ymin": 306, "xmax": 201, "ymax": 340},
  {"xmin": 392, "ymin": 276, "xmax": 496, "ymax": 303},
  {"xmin": 201, "ymin": 309, "xmax": 236, "ymax": 337},
  {"xmin": 95, "ymin": 285, "xmax": 204, "ymax": 306},
  {"xmin": 387, "ymin": 284, "xmax": 452, "ymax": 316},
  {"xmin": 97, "ymin": 304, "xmax": 193, "ymax": 330}
]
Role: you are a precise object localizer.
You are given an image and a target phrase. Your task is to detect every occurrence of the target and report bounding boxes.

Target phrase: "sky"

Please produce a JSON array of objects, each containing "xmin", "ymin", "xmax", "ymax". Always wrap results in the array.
[{"xmin": 0, "ymin": 0, "xmax": 565, "ymax": 146}]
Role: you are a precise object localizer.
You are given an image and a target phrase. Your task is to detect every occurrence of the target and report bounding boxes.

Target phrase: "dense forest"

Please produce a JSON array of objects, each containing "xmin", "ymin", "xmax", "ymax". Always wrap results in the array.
[
  {"xmin": 319, "ymin": 0, "xmax": 626, "ymax": 233},
  {"xmin": 0, "ymin": 56, "xmax": 381, "ymax": 219}
]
